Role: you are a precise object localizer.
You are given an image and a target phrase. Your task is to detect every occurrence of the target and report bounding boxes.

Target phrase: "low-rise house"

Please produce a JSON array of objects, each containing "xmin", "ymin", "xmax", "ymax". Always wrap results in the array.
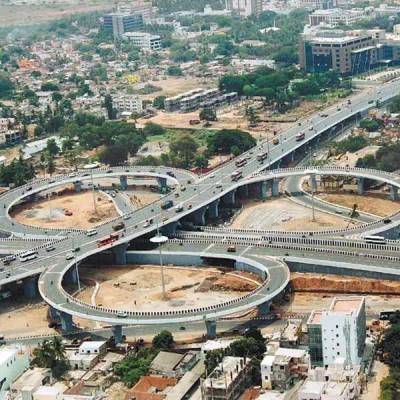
[
  {"xmin": 125, "ymin": 376, "xmax": 178, "ymax": 400},
  {"xmin": 149, "ymin": 351, "xmax": 199, "ymax": 378},
  {"xmin": 0, "ymin": 345, "xmax": 30, "ymax": 393},
  {"xmin": 10, "ymin": 367, "xmax": 51, "ymax": 399}
]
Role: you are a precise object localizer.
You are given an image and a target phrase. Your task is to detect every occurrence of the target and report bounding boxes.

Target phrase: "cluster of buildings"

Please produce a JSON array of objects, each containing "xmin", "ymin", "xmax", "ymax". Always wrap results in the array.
[
  {"xmin": 0, "ymin": 118, "xmax": 23, "ymax": 146},
  {"xmin": 164, "ymin": 88, "xmax": 239, "ymax": 113},
  {"xmin": 299, "ymin": 24, "xmax": 400, "ymax": 75}
]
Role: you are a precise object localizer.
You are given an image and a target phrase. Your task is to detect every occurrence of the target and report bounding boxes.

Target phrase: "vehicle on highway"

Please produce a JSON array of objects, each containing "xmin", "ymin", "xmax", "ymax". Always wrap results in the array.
[
  {"xmin": 257, "ymin": 151, "xmax": 268, "ymax": 162},
  {"xmin": 231, "ymin": 170, "xmax": 243, "ymax": 181},
  {"xmin": 3, "ymin": 255, "xmax": 16, "ymax": 265},
  {"xmin": 19, "ymin": 250, "xmax": 38, "ymax": 262},
  {"xmin": 46, "ymin": 245, "xmax": 56, "ymax": 252},
  {"xmin": 65, "ymin": 253, "xmax": 74, "ymax": 260},
  {"xmin": 166, "ymin": 171, "xmax": 175, "ymax": 178},
  {"xmin": 180, "ymin": 185, "xmax": 186, "ymax": 191},
  {"xmin": 64, "ymin": 210, "xmax": 73, "ymax": 216},
  {"xmin": 383, "ymin": 218, "xmax": 392, "ymax": 224},
  {"xmin": 123, "ymin": 215, "xmax": 131, "ymax": 220},
  {"xmin": 295, "ymin": 132, "xmax": 305, "ymax": 141},
  {"xmin": 362, "ymin": 235, "xmax": 386, "ymax": 244},
  {"xmin": 73, "ymin": 247, "xmax": 80, "ymax": 252},
  {"xmin": 161, "ymin": 200, "xmax": 173, "ymax": 210},
  {"xmin": 227, "ymin": 245, "xmax": 236, "ymax": 253},
  {"xmin": 97, "ymin": 233, "xmax": 119, "ymax": 247},
  {"xmin": 175, "ymin": 204, "xmax": 184, "ymax": 213},
  {"xmin": 117, "ymin": 311, "xmax": 128, "ymax": 318},
  {"xmin": 235, "ymin": 158, "xmax": 247, "ymax": 168},
  {"xmin": 113, "ymin": 222, "xmax": 125, "ymax": 231},
  {"xmin": 86, "ymin": 229, "xmax": 97, "ymax": 237},
  {"xmin": 273, "ymin": 138, "xmax": 279, "ymax": 145}
]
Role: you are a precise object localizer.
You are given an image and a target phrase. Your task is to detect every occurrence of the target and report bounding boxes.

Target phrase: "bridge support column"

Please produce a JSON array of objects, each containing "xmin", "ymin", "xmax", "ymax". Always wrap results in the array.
[
  {"xmin": 59, "ymin": 312, "xmax": 73, "ymax": 332},
  {"xmin": 23, "ymin": 277, "xmax": 38, "ymax": 299},
  {"xmin": 222, "ymin": 190, "xmax": 236, "ymax": 206},
  {"xmin": 120, "ymin": 175, "xmax": 128, "ymax": 191},
  {"xmin": 310, "ymin": 174, "xmax": 317, "ymax": 192},
  {"xmin": 272, "ymin": 178, "xmax": 280, "ymax": 197},
  {"xmin": 259, "ymin": 181, "xmax": 270, "ymax": 200},
  {"xmin": 257, "ymin": 301, "xmax": 271, "ymax": 316},
  {"xmin": 65, "ymin": 267, "xmax": 78, "ymax": 285},
  {"xmin": 357, "ymin": 178, "xmax": 364, "ymax": 195},
  {"xmin": 290, "ymin": 151, "xmax": 295, "ymax": 163},
  {"xmin": 29, "ymin": 193, "xmax": 38, "ymax": 202},
  {"xmin": 238, "ymin": 185, "xmax": 248, "ymax": 199},
  {"xmin": 112, "ymin": 325, "xmax": 123, "ymax": 344},
  {"xmin": 390, "ymin": 185, "xmax": 399, "ymax": 201},
  {"xmin": 161, "ymin": 221, "xmax": 179, "ymax": 236},
  {"xmin": 112, "ymin": 243, "xmax": 129, "ymax": 265},
  {"xmin": 157, "ymin": 177, "xmax": 168, "ymax": 194},
  {"xmin": 193, "ymin": 207, "xmax": 206, "ymax": 226},
  {"xmin": 74, "ymin": 181, "xmax": 82, "ymax": 193},
  {"xmin": 49, "ymin": 306, "xmax": 60, "ymax": 321},
  {"xmin": 205, "ymin": 319, "xmax": 217, "ymax": 339},
  {"xmin": 208, "ymin": 200, "xmax": 219, "ymax": 219}
]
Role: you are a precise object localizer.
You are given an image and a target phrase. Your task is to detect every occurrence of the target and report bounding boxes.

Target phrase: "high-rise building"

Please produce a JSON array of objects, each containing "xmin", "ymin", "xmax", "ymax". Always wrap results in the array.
[
  {"xmin": 297, "ymin": 0, "xmax": 337, "ymax": 10},
  {"xmin": 307, "ymin": 297, "xmax": 366, "ymax": 367},
  {"xmin": 103, "ymin": 13, "xmax": 144, "ymax": 37},
  {"xmin": 123, "ymin": 32, "xmax": 161, "ymax": 51},
  {"xmin": 309, "ymin": 8, "xmax": 367, "ymax": 27},
  {"xmin": 226, "ymin": 0, "xmax": 263, "ymax": 17},
  {"xmin": 117, "ymin": 1, "xmax": 154, "ymax": 23}
]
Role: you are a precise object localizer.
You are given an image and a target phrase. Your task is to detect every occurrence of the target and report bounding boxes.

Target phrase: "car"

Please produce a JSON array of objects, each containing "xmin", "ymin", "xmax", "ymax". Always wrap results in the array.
[
  {"xmin": 83, "ymin": 173, "xmax": 90, "ymax": 177},
  {"xmin": 86, "ymin": 229, "xmax": 97, "ymax": 237},
  {"xmin": 227, "ymin": 245, "xmax": 236, "ymax": 253},
  {"xmin": 188, "ymin": 204, "xmax": 192, "ymax": 209},
  {"xmin": 179, "ymin": 326, "xmax": 186, "ymax": 330},
  {"xmin": 166, "ymin": 171, "xmax": 176, "ymax": 178},
  {"xmin": 116, "ymin": 311, "xmax": 128, "ymax": 318},
  {"xmin": 161, "ymin": 200, "xmax": 173, "ymax": 210},
  {"xmin": 107, "ymin": 170, "xmax": 113, "ymax": 173},
  {"xmin": 383, "ymin": 218, "xmax": 392, "ymax": 224},
  {"xmin": 68, "ymin": 173, "xmax": 76, "ymax": 178},
  {"xmin": 65, "ymin": 253, "xmax": 74, "ymax": 260},
  {"xmin": 113, "ymin": 222, "xmax": 125, "ymax": 231},
  {"xmin": 64, "ymin": 210, "xmax": 73, "ymax": 216},
  {"xmin": 73, "ymin": 247, "xmax": 80, "ymax": 252},
  {"xmin": 175, "ymin": 204, "xmax": 184, "ymax": 213},
  {"xmin": 273, "ymin": 138, "xmax": 279, "ymax": 145},
  {"xmin": 111, "ymin": 193, "xmax": 116, "ymax": 198},
  {"xmin": 143, "ymin": 220, "xmax": 150, "ymax": 228},
  {"xmin": 335, "ymin": 210, "xmax": 343, "ymax": 215},
  {"xmin": 123, "ymin": 215, "xmax": 131, "ymax": 220},
  {"xmin": 216, "ymin": 184, "xmax": 222, "ymax": 189},
  {"xmin": 46, "ymin": 245, "xmax": 56, "ymax": 252},
  {"xmin": 180, "ymin": 185, "xmax": 186, "ymax": 191},
  {"xmin": 209, "ymin": 174, "xmax": 215, "ymax": 179},
  {"xmin": 49, "ymin": 179, "xmax": 56, "ymax": 184},
  {"xmin": 174, "ymin": 193, "xmax": 180, "ymax": 198}
]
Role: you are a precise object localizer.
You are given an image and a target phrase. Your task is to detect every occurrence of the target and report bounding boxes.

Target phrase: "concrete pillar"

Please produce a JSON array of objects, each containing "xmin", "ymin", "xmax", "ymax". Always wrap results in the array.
[
  {"xmin": 357, "ymin": 177, "xmax": 364, "ymax": 195},
  {"xmin": 222, "ymin": 190, "xmax": 236, "ymax": 206},
  {"xmin": 157, "ymin": 177, "xmax": 168, "ymax": 194},
  {"xmin": 120, "ymin": 175, "xmax": 128, "ymax": 191},
  {"xmin": 390, "ymin": 185, "xmax": 399, "ymax": 201},
  {"xmin": 112, "ymin": 243, "xmax": 129, "ymax": 265},
  {"xmin": 238, "ymin": 185, "xmax": 249, "ymax": 198},
  {"xmin": 74, "ymin": 181, "xmax": 82, "ymax": 193},
  {"xmin": 49, "ymin": 306, "xmax": 60, "ymax": 321},
  {"xmin": 257, "ymin": 301, "xmax": 271, "ymax": 316},
  {"xmin": 65, "ymin": 267, "xmax": 78, "ymax": 285},
  {"xmin": 29, "ymin": 193, "xmax": 38, "ymax": 202},
  {"xmin": 272, "ymin": 178, "xmax": 280, "ymax": 197},
  {"xmin": 310, "ymin": 174, "xmax": 317, "ymax": 192},
  {"xmin": 192, "ymin": 207, "xmax": 206, "ymax": 226},
  {"xmin": 112, "ymin": 325, "xmax": 123, "ymax": 344},
  {"xmin": 259, "ymin": 181, "xmax": 269, "ymax": 200},
  {"xmin": 290, "ymin": 150, "xmax": 295, "ymax": 163},
  {"xmin": 161, "ymin": 221, "xmax": 178, "ymax": 236},
  {"xmin": 208, "ymin": 200, "xmax": 219, "ymax": 219},
  {"xmin": 205, "ymin": 319, "xmax": 217, "ymax": 339},
  {"xmin": 59, "ymin": 312, "xmax": 73, "ymax": 332},
  {"xmin": 23, "ymin": 277, "xmax": 38, "ymax": 299}
]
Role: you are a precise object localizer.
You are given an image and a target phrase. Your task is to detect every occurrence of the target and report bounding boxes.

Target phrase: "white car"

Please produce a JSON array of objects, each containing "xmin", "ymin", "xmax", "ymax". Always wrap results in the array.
[
  {"xmin": 65, "ymin": 253, "xmax": 74, "ymax": 260},
  {"xmin": 86, "ymin": 229, "xmax": 97, "ymax": 237},
  {"xmin": 143, "ymin": 220, "xmax": 150, "ymax": 228},
  {"xmin": 116, "ymin": 311, "xmax": 128, "ymax": 318}
]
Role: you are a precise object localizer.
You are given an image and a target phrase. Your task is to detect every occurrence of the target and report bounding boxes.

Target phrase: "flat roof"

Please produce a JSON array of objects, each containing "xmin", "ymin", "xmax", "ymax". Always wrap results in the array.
[
  {"xmin": 308, "ymin": 310, "xmax": 323, "ymax": 325},
  {"xmin": 300, "ymin": 380, "xmax": 326, "ymax": 395},
  {"xmin": 330, "ymin": 296, "xmax": 364, "ymax": 314}
]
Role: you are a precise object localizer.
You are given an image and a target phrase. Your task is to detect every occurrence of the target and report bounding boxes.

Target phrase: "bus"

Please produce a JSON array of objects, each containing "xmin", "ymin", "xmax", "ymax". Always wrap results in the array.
[
  {"xmin": 295, "ymin": 132, "xmax": 305, "ymax": 141},
  {"xmin": 363, "ymin": 235, "xmax": 386, "ymax": 245},
  {"xmin": 97, "ymin": 233, "xmax": 120, "ymax": 248},
  {"xmin": 19, "ymin": 250, "xmax": 38, "ymax": 262},
  {"xmin": 235, "ymin": 158, "xmax": 247, "ymax": 168},
  {"xmin": 231, "ymin": 170, "xmax": 243, "ymax": 181},
  {"xmin": 257, "ymin": 151, "xmax": 268, "ymax": 162}
]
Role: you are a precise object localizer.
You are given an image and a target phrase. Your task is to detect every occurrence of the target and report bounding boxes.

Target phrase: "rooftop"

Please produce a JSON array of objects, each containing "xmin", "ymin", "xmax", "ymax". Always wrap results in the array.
[
  {"xmin": 308, "ymin": 310, "xmax": 323, "ymax": 325},
  {"xmin": 330, "ymin": 296, "xmax": 364, "ymax": 314},
  {"xmin": 11, "ymin": 367, "xmax": 49, "ymax": 391},
  {"xmin": 300, "ymin": 380, "xmax": 326, "ymax": 395},
  {"xmin": 150, "ymin": 351, "xmax": 185, "ymax": 374}
]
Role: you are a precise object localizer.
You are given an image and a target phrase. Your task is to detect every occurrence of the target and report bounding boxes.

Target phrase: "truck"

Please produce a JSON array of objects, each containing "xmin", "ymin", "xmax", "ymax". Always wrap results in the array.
[
  {"xmin": 231, "ymin": 170, "xmax": 243, "ymax": 181},
  {"xmin": 257, "ymin": 151, "xmax": 268, "ymax": 162},
  {"xmin": 161, "ymin": 200, "xmax": 173, "ymax": 210},
  {"xmin": 295, "ymin": 132, "xmax": 305, "ymax": 141}
]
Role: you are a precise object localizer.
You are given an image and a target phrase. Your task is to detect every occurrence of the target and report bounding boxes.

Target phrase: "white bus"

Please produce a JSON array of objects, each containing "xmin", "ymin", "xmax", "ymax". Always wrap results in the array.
[
  {"xmin": 231, "ymin": 170, "xmax": 243, "ymax": 181},
  {"xmin": 19, "ymin": 250, "xmax": 38, "ymax": 262},
  {"xmin": 363, "ymin": 235, "xmax": 386, "ymax": 245}
]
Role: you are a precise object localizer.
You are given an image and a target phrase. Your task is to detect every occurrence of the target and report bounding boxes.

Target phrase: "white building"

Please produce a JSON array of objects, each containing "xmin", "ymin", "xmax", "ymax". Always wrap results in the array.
[
  {"xmin": 226, "ymin": 0, "xmax": 263, "ymax": 17},
  {"xmin": 123, "ymin": 32, "xmax": 161, "ymax": 50},
  {"xmin": 78, "ymin": 341, "xmax": 107, "ymax": 356},
  {"xmin": 309, "ymin": 8, "xmax": 367, "ymax": 27},
  {"xmin": 113, "ymin": 95, "xmax": 143, "ymax": 116},
  {"xmin": 321, "ymin": 297, "xmax": 366, "ymax": 366},
  {"xmin": 10, "ymin": 367, "xmax": 50, "ymax": 399},
  {"xmin": 0, "ymin": 346, "xmax": 30, "ymax": 393},
  {"xmin": 33, "ymin": 386, "xmax": 62, "ymax": 400}
]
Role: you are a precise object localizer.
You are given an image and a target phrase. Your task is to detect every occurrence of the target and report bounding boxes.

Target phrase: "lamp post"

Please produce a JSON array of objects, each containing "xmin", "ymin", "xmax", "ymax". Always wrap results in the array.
[
  {"xmin": 150, "ymin": 225, "xmax": 168, "ymax": 301},
  {"xmin": 71, "ymin": 235, "xmax": 81, "ymax": 292},
  {"xmin": 90, "ymin": 170, "xmax": 97, "ymax": 214}
]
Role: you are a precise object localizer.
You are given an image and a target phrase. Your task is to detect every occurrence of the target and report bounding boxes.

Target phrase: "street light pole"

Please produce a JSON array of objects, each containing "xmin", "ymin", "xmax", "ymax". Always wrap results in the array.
[
  {"xmin": 91, "ymin": 171, "xmax": 97, "ymax": 214},
  {"xmin": 150, "ymin": 223, "xmax": 168, "ymax": 301},
  {"xmin": 72, "ymin": 235, "xmax": 81, "ymax": 292}
]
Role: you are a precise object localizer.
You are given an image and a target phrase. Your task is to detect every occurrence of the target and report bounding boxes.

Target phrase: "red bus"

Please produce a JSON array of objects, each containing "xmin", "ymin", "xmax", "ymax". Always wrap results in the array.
[{"xmin": 97, "ymin": 233, "xmax": 120, "ymax": 247}]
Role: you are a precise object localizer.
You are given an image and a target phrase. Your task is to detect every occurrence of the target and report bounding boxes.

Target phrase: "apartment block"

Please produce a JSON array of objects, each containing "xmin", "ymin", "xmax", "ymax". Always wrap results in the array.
[
  {"xmin": 226, "ymin": 0, "xmax": 263, "ymax": 17},
  {"xmin": 165, "ymin": 88, "xmax": 238, "ymax": 113},
  {"xmin": 309, "ymin": 8, "xmax": 367, "ymax": 27},
  {"xmin": 103, "ymin": 13, "xmax": 144, "ymax": 37},
  {"xmin": 117, "ymin": 1, "xmax": 154, "ymax": 23},
  {"xmin": 113, "ymin": 95, "xmax": 143, "ymax": 116},
  {"xmin": 297, "ymin": 0, "xmax": 337, "ymax": 10},
  {"xmin": 123, "ymin": 32, "xmax": 161, "ymax": 51}
]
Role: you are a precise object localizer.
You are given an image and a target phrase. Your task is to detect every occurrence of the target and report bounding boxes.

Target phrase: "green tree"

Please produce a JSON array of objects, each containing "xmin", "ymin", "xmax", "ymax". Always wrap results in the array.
[
  {"xmin": 104, "ymin": 94, "xmax": 117, "ymax": 120},
  {"xmin": 45, "ymin": 138, "xmax": 60, "ymax": 157},
  {"xmin": 169, "ymin": 134, "xmax": 198, "ymax": 168},
  {"xmin": 153, "ymin": 96, "xmax": 166, "ymax": 109},
  {"xmin": 194, "ymin": 154, "xmax": 208, "ymax": 168},
  {"xmin": 207, "ymin": 129, "xmax": 256, "ymax": 155},
  {"xmin": 99, "ymin": 143, "xmax": 129, "ymax": 166},
  {"xmin": 245, "ymin": 106, "xmax": 259, "ymax": 126},
  {"xmin": 152, "ymin": 330, "xmax": 174, "ymax": 350},
  {"xmin": 143, "ymin": 123, "xmax": 165, "ymax": 136},
  {"xmin": 205, "ymin": 348, "xmax": 225, "ymax": 374},
  {"xmin": 167, "ymin": 65, "xmax": 183, "ymax": 76},
  {"xmin": 0, "ymin": 73, "xmax": 14, "ymax": 98},
  {"xmin": 199, "ymin": 108, "xmax": 217, "ymax": 121},
  {"xmin": 41, "ymin": 81, "xmax": 59, "ymax": 92},
  {"xmin": 359, "ymin": 118, "xmax": 382, "ymax": 132},
  {"xmin": 47, "ymin": 157, "xmax": 56, "ymax": 175},
  {"xmin": 32, "ymin": 337, "xmax": 67, "ymax": 378}
]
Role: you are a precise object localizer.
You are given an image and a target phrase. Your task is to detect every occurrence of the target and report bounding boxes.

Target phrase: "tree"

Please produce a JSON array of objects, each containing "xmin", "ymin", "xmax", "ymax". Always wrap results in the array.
[
  {"xmin": 194, "ymin": 154, "xmax": 208, "ymax": 169},
  {"xmin": 152, "ymin": 330, "xmax": 174, "ymax": 350},
  {"xmin": 32, "ymin": 337, "xmax": 67, "ymax": 378},
  {"xmin": 45, "ymin": 138, "xmax": 60, "ymax": 157},
  {"xmin": 47, "ymin": 157, "xmax": 56, "ymax": 175},
  {"xmin": 166, "ymin": 65, "xmax": 183, "ymax": 76},
  {"xmin": 41, "ymin": 81, "xmax": 59, "ymax": 92},
  {"xmin": 104, "ymin": 94, "xmax": 117, "ymax": 120},
  {"xmin": 205, "ymin": 349, "xmax": 225, "ymax": 374},
  {"xmin": 207, "ymin": 129, "xmax": 256, "ymax": 155},
  {"xmin": 199, "ymin": 108, "xmax": 217, "ymax": 121},
  {"xmin": 64, "ymin": 148, "xmax": 80, "ymax": 171},
  {"xmin": 0, "ymin": 73, "xmax": 14, "ymax": 98},
  {"xmin": 153, "ymin": 96, "xmax": 166, "ymax": 109},
  {"xmin": 245, "ymin": 106, "xmax": 259, "ymax": 126},
  {"xmin": 99, "ymin": 143, "xmax": 129, "ymax": 166},
  {"xmin": 169, "ymin": 134, "xmax": 198, "ymax": 168},
  {"xmin": 143, "ymin": 123, "xmax": 165, "ymax": 136},
  {"xmin": 359, "ymin": 118, "xmax": 382, "ymax": 132}
]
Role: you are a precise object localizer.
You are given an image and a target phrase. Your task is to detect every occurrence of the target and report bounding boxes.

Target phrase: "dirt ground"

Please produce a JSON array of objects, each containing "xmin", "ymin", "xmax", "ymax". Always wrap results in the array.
[
  {"xmin": 127, "ymin": 189, "xmax": 160, "ymax": 208},
  {"xmin": 12, "ymin": 190, "xmax": 118, "ymax": 229},
  {"xmin": 76, "ymin": 265, "xmax": 260, "ymax": 312},
  {"xmin": 361, "ymin": 361, "xmax": 389, "ymax": 400},
  {"xmin": 230, "ymin": 198, "xmax": 351, "ymax": 231},
  {"xmin": 0, "ymin": 1, "xmax": 111, "ymax": 26}
]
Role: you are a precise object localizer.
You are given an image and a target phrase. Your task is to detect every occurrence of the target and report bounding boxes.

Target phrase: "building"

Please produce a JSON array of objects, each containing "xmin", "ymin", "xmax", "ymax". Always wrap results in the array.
[
  {"xmin": 33, "ymin": 386, "xmax": 62, "ymax": 400},
  {"xmin": 78, "ymin": 341, "xmax": 107, "ymax": 356},
  {"xmin": 117, "ymin": 1, "xmax": 154, "ymax": 23},
  {"xmin": 125, "ymin": 376, "xmax": 178, "ymax": 400},
  {"xmin": 103, "ymin": 13, "xmax": 144, "ymax": 37},
  {"xmin": 201, "ymin": 356, "xmax": 251, "ymax": 400},
  {"xmin": 123, "ymin": 32, "xmax": 161, "ymax": 50},
  {"xmin": 201, "ymin": 339, "xmax": 236, "ymax": 359},
  {"xmin": 164, "ymin": 88, "xmax": 238, "ymax": 113},
  {"xmin": 307, "ymin": 297, "xmax": 366, "ymax": 367},
  {"xmin": 67, "ymin": 341, "xmax": 107, "ymax": 371},
  {"xmin": 113, "ymin": 95, "xmax": 143, "ymax": 116},
  {"xmin": 280, "ymin": 319, "xmax": 303, "ymax": 348},
  {"xmin": 149, "ymin": 351, "xmax": 199, "ymax": 378},
  {"xmin": 226, "ymin": 0, "xmax": 263, "ymax": 17},
  {"xmin": 10, "ymin": 367, "xmax": 51, "ymax": 399},
  {"xmin": 299, "ymin": 29, "xmax": 378, "ymax": 75},
  {"xmin": 309, "ymin": 8, "xmax": 367, "ymax": 27},
  {"xmin": 0, "ymin": 345, "xmax": 30, "ymax": 393},
  {"xmin": 297, "ymin": 0, "xmax": 337, "ymax": 10},
  {"xmin": 261, "ymin": 344, "xmax": 309, "ymax": 390}
]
